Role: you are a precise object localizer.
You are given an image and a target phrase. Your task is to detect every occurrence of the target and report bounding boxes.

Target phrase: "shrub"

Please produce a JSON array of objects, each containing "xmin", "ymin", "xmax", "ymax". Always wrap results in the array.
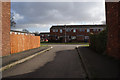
[{"xmin": 89, "ymin": 29, "xmax": 107, "ymax": 54}]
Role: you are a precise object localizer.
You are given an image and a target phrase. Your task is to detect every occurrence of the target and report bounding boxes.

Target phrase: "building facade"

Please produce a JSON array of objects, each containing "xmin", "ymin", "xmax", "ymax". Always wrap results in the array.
[
  {"xmin": 40, "ymin": 32, "xmax": 50, "ymax": 42},
  {"xmin": 50, "ymin": 25, "xmax": 106, "ymax": 43}
]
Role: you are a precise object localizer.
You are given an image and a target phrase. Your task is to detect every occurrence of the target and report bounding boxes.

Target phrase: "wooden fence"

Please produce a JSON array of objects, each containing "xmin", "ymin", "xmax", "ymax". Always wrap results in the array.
[{"xmin": 10, "ymin": 32, "xmax": 40, "ymax": 54}]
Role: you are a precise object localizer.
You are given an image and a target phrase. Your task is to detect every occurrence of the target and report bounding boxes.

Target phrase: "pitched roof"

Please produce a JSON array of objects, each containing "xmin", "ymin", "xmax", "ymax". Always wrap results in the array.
[
  {"xmin": 40, "ymin": 32, "xmax": 50, "ymax": 34},
  {"xmin": 50, "ymin": 25, "xmax": 106, "ymax": 29}
]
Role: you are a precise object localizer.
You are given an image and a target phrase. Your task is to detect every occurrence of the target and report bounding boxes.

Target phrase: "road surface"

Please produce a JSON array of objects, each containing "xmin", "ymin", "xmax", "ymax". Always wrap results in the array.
[{"xmin": 2, "ymin": 45, "xmax": 86, "ymax": 78}]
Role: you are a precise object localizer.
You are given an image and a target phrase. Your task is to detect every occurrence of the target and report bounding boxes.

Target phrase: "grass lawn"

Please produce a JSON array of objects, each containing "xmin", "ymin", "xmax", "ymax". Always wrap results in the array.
[
  {"xmin": 41, "ymin": 42, "xmax": 89, "ymax": 45},
  {"xmin": 40, "ymin": 45, "xmax": 49, "ymax": 47}
]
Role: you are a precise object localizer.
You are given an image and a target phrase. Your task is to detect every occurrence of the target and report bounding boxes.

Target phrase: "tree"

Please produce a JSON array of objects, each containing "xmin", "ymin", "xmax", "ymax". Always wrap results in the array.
[
  {"xmin": 10, "ymin": 12, "xmax": 16, "ymax": 27},
  {"xmin": 22, "ymin": 29, "xmax": 29, "ymax": 33},
  {"xmin": 34, "ymin": 31, "xmax": 40, "ymax": 36},
  {"xmin": 101, "ymin": 21, "xmax": 106, "ymax": 25}
]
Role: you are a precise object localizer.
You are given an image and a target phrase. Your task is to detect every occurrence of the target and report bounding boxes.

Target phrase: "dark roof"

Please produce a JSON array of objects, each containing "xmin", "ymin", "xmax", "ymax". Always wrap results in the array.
[
  {"xmin": 50, "ymin": 25, "xmax": 106, "ymax": 29},
  {"xmin": 40, "ymin": 32, "xmax": 50, "ymax": 34},
  {"xmin": 10, "ymin": 30, "xmax": 33, "ymax": 34}
]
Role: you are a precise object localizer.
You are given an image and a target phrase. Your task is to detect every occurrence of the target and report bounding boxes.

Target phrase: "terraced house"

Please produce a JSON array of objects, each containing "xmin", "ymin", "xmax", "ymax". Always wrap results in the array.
[{"xmin": 50, "ymin": 25, "xmax": 106, "ymax": 43}]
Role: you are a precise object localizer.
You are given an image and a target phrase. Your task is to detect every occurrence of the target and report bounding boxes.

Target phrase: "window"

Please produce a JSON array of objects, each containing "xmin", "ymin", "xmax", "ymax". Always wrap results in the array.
[
  {"xmin": 77, "ymin": 35, "xmax": 84, "ymax": 37},
  {"xmin": 73, "ymin": 29, "xmax": 76, "ymax": 32},
  {"xmin": 53, "ymin": 29, "xmax": 55, "ymax": 32},
  {"xmin": 56, "ymin": 29, "xmax": 58, "ymax": 32},
  {"xmin": 85, "ymin": 36, "xmax": 89, "ymax": 39},
  {"xmin": 71, "ymin": 36, "xmax": 76, "ymax": 39},
  {"xmin": 66, "ymin": 28, "xmax": 71, "ymax": 32},
  {"xmin": 82, "ymin": 29, "xmax": 85, "ymax": 32},
  {"xmin": 93, "ymin": 29, "xmax": 96, "ymax": 32},
  {"xmin": 100, "ymin": 28, "xmax": 103, "ymax": 31},
  {"xmin": 80, "ymin": 29, "xmax": 82, "ymax": 32},
  {"xmin": 60, "ymin": 29, "xmax": 62, "ymax": 33},
  {"xmin": 97, "ymin": 29, "xmax": 99, "ymax": 31},
  {"xmin": 87, "ymin": 29, "xmax": 90, "ymax": 32}
]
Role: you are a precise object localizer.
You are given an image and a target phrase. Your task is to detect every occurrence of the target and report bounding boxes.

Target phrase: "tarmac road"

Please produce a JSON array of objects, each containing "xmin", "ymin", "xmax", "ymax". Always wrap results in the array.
[{"xmin": 2, "ymin": 45, "xmax": 86, "ymax": 78}]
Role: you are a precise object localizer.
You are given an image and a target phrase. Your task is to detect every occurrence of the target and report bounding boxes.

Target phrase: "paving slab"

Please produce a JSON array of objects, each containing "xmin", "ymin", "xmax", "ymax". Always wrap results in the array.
[
  {"xmin": 78, "ymin": 47, "xmax": 120, "ymax": 79},
  {"xmin": 2, "ymin": 46, "xmax": 50, "ymax": 67}
]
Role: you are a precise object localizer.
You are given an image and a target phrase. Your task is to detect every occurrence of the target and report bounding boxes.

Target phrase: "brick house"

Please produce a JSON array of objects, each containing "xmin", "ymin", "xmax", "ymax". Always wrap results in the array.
[
  {"xmin": 40, "ymin": 32, "xmax": 50, "ymax": 42},
  {"xmin": 50, "ymin": 25, "xmax": 106, "ymax": 43}
]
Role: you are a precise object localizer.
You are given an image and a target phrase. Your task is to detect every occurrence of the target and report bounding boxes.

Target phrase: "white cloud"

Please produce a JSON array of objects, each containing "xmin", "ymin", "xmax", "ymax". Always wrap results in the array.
[
  {"xmin": 13, "ymin": 12, "xmax": 24, "ymax": 22},
  {"xmin": 11, "ymin": 2, "xmax": 106, "ymax": 32},
  {"xmin": 11, "ymin": 0, "xmax": 105, "ymax": 2}
]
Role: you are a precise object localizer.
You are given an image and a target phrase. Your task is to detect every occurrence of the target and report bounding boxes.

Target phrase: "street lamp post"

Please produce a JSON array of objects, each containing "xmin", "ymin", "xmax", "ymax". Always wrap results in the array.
[{"xmin": 65, "ymin": 25, "xmax": 66, "ymax": 43}]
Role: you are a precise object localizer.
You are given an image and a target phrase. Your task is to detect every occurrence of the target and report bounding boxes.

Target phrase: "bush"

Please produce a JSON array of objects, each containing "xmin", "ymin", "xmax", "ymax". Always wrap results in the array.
[{"xmin": 89, "ymin": 29, "xmax": 107, "ymax": 54}]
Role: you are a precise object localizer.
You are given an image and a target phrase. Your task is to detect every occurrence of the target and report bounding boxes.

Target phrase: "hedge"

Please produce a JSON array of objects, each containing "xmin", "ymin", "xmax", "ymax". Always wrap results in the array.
[{"xmin": 89, "ymin": 28, "xmax": 107, "ymax": 54}]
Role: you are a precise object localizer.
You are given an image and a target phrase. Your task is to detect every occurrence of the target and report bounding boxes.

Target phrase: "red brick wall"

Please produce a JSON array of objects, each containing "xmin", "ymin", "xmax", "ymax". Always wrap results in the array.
[
  {"xmin": 10, "ymin": 32, "xmax": 40, "ymax": 54},
  {"xmin": 2, "ymin": 2, "xmax": 11, "ymax": 56},
  {"xmin": 50, "ymin": 28, "xmax": 103, "ymax": 42},
  {"xmin": 0, "ymin": 1, "xmax": 2, "ymax": 56},
  {"xmin": 106, "ymin": 2, "xmax": 120, "ymax": 59}
]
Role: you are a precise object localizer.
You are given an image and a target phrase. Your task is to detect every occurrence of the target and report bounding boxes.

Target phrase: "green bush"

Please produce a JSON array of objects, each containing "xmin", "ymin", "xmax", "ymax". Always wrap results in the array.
[{"xmin": 89, "ymin": 29, "xmax": 107, "ymax": 54}]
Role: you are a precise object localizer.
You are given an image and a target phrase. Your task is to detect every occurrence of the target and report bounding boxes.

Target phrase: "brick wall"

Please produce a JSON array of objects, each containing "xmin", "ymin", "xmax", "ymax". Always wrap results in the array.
[
  {"xmin": 1, "ymin": 2, "xmax": 11, "ymax": 56},
  {"xmin": 10, "ymin": 32, "xmax": 40, "ymax": 54},
  {"xmin": 106, "ymin": 2, "xmax": 120, "ymax": 59},
  {"xmin": 0, "ymin": 1, "xmax": 2, "ymax": 56},
  {"xmin": 50, "ymin": 27, "xmax": 104, "ymax": 43}
]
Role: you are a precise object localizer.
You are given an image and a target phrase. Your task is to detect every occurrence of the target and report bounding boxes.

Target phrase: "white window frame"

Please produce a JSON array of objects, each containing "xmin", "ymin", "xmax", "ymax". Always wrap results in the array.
[{"xmin": 73, "ymin": 29, "xmax": 76, "ymax": 33}]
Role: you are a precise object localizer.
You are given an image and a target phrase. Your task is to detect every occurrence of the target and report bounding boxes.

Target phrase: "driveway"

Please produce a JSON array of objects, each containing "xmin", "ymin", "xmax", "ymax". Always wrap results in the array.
[{"xmin": 2, "ymin": 44, "xmax": 86, "ymax": 78}]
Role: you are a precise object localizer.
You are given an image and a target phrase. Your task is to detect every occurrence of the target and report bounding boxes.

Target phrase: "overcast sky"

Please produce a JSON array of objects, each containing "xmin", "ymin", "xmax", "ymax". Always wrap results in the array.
[{"xmin": 11, "ymin": 1, "xmax": 106, "ymax": 33}]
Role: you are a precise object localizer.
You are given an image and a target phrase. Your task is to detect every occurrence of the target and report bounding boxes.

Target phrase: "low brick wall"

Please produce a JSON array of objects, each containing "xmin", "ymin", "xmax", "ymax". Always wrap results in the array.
[{"xmin": 10, "ymin": 32, "xmax": 40, "ymax": 54}]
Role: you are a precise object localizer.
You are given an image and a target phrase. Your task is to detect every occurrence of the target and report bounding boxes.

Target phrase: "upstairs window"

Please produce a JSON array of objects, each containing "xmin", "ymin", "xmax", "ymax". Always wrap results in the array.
[
  {"xmin": 53, "ymin": 29, "xmax": 55, "ymax": 32},
  {"xmin": 100, "ymin": 28, "xmax": 104, "ymax": 31},
  {"xmin": 56, "ymin": 29, "xmax": 58, "ymax": 32},
  {"xmin": 82, "ymin": 29, "xmax": 85, "ymax": 32},
  {"xmin": 80, "ymin": 29, "xmax": 82, "ymax": 32},
  {"xmin": 93, "ymin": 29, "xmax": 96, "ymax": 32},
  {"xmin": 66, "ymin": 29, "xmax": 71, "ymax": 32},
  {"xmin": 73, "ymin": 29, "xmax": 76, "ymax": 32},
  {"xmin": 87, "ymin": 29, "xmax": 90, "ymax": 32},
  {"xmin": 60, "ymin": 29, "xmax": 62, "ymax": 33}
]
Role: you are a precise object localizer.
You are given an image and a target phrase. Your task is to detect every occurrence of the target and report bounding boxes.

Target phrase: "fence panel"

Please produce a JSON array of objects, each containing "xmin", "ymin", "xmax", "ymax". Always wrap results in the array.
[{"xmin": 10, "ymin": 33, "xmax": 40, "ymax": 54}]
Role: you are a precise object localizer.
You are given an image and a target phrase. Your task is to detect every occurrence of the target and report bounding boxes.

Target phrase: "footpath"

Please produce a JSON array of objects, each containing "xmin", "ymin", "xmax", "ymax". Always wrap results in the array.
[
  {"xmin": 77, "ymin": 47, "xmax": 120, "ymax": 79},
  {"xmin": 1, "ymin": 46, "xmax": 51, "ymax": 71}
]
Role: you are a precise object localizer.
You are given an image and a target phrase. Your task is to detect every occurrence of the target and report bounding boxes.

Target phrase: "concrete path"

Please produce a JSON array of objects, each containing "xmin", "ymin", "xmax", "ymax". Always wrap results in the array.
[
  {"xmin": 2, "ymin": 46, "xmax": 49, "ymax": 67},
  {"xmin": 2, "ymin": 45, "xmax": 86, "ymax": 78},
  {"xmin": 77, "ymin": 47, "xmax": 120, "ymax": 79}
]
